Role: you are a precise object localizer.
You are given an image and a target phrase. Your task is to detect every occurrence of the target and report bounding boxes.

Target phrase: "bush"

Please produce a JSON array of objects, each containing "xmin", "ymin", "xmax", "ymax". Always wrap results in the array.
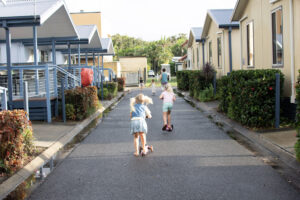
[
  {"xmin": 0, "ymin": 110, "xmax": 35, "ymax": 174},
  {"xmin": 295, "ymin": 70, "xmax": 300, "ymax": 161},
  {"xmin": 198, "ymin": 85, "xmax": 215, "ymax": 102},
  {"xmin": 176, "ymin": 71, "xmax": 192, "ymax": 91},
  {"xmin": 66, "ymin": 104, "xmax": 76, "ymax": 120},
  {"xmin": 98, "ymin": 82, "xmax": 118, "ymax": 100},
  {"xmin": 218, "ymin": 69, "xmax": 284, "ymax": 128},
  {"xmin": 65, "ymin": 86, "xmax": 101, "ymax": 121},
  {"xmin": 295, "ymin": 140, "xmax": 300, "ymax": 162},
  {"xmin": 117, "ymin": 77, "xmax": 125, "ymax": 91}
]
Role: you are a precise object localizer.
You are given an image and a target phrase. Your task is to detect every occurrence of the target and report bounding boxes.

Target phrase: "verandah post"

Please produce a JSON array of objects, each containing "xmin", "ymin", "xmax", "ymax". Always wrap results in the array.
[
  {"xmin": 5, "ymin": 26, "xmax": 13, "ymax": 110},
  {"xmin": 33, "ymin": 26, "xmax": 39, "ymax": 95},
  {"xmin": 45, "ymin": 65, "xmax": 51, "ymax": 123}
]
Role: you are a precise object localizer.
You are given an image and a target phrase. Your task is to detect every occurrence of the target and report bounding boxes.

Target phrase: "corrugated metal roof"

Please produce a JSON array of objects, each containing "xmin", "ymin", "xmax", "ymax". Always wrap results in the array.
[
  {"xmin": 76, "ymin": 25, "xmax": 96, "ymax": 41},
  {"xmin": 191, "ymin": 27, "xmax": 203, "ymax": 41},
  {"xmin": 0, "ymin": 0, "xmax": 63, "ymax": 24},
  {"xmin": 208, "ymin": 9, "xmax": 239, "ymax": 26},
  {"xmin": 100, "ymin": 38, "xmax": 114, "ymax": 55}
]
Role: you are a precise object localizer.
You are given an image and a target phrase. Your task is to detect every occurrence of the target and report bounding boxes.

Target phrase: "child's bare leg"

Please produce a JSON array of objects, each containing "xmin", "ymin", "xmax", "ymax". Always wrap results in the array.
[
  {"xmin": 167, "ymin": 111, "xmax": 171, "ymax": 127},
  {"xmin": 163, "ymin": 112, "xmax": 168, "ymax": 125},
  {"xmin": 133, "ymin": 133, "xmax": 139, "ymax": 156},
  {"xmin": 139, "ymin": 132, "xmax": 146, "ymax": 152}
]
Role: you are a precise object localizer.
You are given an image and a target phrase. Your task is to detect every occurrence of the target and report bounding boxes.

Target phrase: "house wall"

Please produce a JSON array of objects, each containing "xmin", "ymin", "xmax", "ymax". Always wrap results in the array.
[
  {"xmin": 192, "ymin": 42, "xmax": 202, "ymax": 70},
  {"xmin": 0, "ymin": 43, "xmax": 32, "ymax": 64},
  {"xmin": 239, "ymin": 0, "xmax": 296, "ymax": 97},
  {"xmin": 71, "ymin": 12, "xmax": 102, "ymax": 37},
  {"xmin": 119, "ymin": 57, "xmax": 147, "ymax": 73},
  {"xmin": 104, "ymin": 61, "xmax": 121, "ymax": 78}
]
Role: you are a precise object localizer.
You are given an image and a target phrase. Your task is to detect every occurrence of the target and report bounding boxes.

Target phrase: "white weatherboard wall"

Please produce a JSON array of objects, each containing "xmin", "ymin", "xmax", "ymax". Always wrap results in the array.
[{"xmin": 0, "ymin": 43, "xmax": 32, "ymax": 64}]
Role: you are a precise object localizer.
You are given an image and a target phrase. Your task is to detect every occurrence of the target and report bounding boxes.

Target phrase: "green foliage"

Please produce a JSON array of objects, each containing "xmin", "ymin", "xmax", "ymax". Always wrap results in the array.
[
  {"xmin": 295, "ymin": 70, "xmax": 300, "ymax": 162},
  {"xmin": 98, "ymin": 82, "xmax": 118, "ymax": 100},
  {"xmin": 295, "ymin": 140, "xmax": 300, "ymax": 162},
  {"xmin": 65, "ymin": 86, "xmax": 101, "ymax": 121},
  {"xmin": 65, "ymin": 104, "xmax": 76, "ymax": 120},
  {"xmin": 111, "ymin": 34, "xmax": 187, "ymax": 71},
  {"xmin": 0, "ymin": 110, "xmax": 35, "ymax": 175},
  {"xmin": 218, "ymin": 69, "xmax": 284, "ymax": 128},
  {"xmin": 198, "ymin": 85, "xmax": 215, "ymax": 102},
  {"xmin": 170, "ymin": 62, "xmax": 176, "ymax": 76},
  {"xmin": 117, "ymin": 77, "xmax": 125, "ymax": 91},
  {"xmin": 176, "ymin": 71, "xmax": 193, "ymax": 91}
]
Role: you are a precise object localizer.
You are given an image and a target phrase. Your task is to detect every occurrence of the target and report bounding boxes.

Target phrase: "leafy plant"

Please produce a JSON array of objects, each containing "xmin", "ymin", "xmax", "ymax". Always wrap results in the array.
[
  {"xmin": 65, "ymin": 104, "xmax": 76, "ymax": 120},
  {"xmin": 0, "ymin": 110, "xmax": 35, "ymax": 175},
  {"xmin": 218, "ymin": 69, "xmax": 284, "ymax": 128},
  {"xmin": 117, "ymin": 77, "xmax": 125, "ymax": 91},
  {"xmin": 98, "ymin": 82, "xmax": 118, "ymax": 100},
  {"xmin": 65, "ymin": 86, "xmax": 101, "ymax": 121},
  {"xmin": 198, "ymin": 85, "xmax": 215, "ymax": 102}
]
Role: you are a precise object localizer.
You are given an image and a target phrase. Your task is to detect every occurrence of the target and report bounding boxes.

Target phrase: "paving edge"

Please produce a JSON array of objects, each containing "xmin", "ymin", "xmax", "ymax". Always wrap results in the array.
[
  {"xmin": 0, "ymin": 92, "xmax": 126, "ymax": 200},
  {"xmin": 176, "ymin": 90, "xmax": 300, "ymax": 172}
]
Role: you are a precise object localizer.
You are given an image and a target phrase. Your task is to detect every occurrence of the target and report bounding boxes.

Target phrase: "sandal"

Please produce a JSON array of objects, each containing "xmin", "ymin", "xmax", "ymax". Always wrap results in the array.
[{"xmin": 162, "ymin": 124, "xmax": 168, "ymax": 131}]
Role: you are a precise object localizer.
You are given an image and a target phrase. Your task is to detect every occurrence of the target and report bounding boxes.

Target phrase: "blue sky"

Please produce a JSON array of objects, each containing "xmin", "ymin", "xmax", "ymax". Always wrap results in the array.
[{"xmin": 65, "ymin": 0, "xmax": 237, "ymax": 41}]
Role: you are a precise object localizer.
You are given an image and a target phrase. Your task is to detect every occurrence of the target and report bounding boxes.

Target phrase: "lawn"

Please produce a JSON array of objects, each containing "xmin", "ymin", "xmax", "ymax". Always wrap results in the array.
[{"xmin": 146, "ymin": 77, "xmax": 177, "ymax": 87}]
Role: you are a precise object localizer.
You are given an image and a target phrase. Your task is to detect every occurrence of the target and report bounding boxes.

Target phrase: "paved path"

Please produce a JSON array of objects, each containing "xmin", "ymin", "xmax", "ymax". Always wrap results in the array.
[{"xmin": 29, "ymin": 88, "xmax": 300, "ymax": 200}]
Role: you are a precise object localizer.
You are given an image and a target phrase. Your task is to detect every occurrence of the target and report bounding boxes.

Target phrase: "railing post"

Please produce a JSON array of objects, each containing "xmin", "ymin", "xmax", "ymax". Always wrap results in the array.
[
  {"xmin": 23, "ymin": 81, "xmax": 29, "ymax": 119},
  {"xmin": 53, "ymin": 67, "xmax": 58, "ymax": 117},
  {"xmin": 275, "ymin": 73, "xmax": 280, "ymax": 128},
  {"xmin": 213, "ymin": 71, "xmax": 217, "ymax": 96},
  {"xmin": 19, "ymin": 69, "xmax": 23, "ymax": 97},
  {"xmin": 33, "ymin": 26, "xmax": 39, "ymax": 95},
  {"xmin": 61, "ymin": 78, "xmax": 66, "ymax": 123},
  {"xmin": 45, "ymin": 65, "xmax": 52, "ymax": 123}
]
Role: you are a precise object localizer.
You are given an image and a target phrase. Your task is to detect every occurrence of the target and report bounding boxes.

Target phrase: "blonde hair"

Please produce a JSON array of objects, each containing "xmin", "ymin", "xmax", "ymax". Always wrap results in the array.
[
  {"xmin": 164, "ymin": 84, "xmax": 173, "ymax": 93},
  {"xmin": 130, "ymin": 93, "xmax": 153, "ymax": 112}
]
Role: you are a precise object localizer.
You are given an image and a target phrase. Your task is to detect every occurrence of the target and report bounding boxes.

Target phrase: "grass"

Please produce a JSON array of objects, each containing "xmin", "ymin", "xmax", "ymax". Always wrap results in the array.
[{"xmin": 146, "ymin": 77, "xmax": 177, "ymax": 87}]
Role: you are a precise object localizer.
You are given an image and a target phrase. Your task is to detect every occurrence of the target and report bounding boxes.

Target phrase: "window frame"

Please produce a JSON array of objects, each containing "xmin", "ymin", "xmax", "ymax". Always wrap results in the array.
[
  {"xmin": 271, "ymin": 6, "xmax": 284, "ymax": 68},
  {"xmin": 208, "ymin": 41, "xmax": 212, "ymax": 64},
  {"xmin": 217, "ymin": 37, "xmax": 222, "ymax": 68},
  {"xmin": 246, "ymin": 20, "xmax": 255, "ymax": 68}
]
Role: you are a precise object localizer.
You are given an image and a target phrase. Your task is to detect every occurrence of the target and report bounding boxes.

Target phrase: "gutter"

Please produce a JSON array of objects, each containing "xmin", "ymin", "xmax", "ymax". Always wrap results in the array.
[{"xmin": 289, "ymin": 0, "xmax": 295, "ymax": 103}]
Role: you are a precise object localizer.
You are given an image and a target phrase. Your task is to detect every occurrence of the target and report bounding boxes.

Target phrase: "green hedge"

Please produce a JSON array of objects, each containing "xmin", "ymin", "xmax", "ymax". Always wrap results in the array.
[
  {"xmin": 98, "ymin": 82, "xmax": 118, "ymax": 100},
  {"xmin": 0, "ymin": 110, "xmax": 35, "ymax": 174},
  {"xmin": 218, "ymin": 69, "xmax": 284, "ymax": 128},
  {"xmin": 176, "ymin": 71, "xmax": 193, "ymax": 91},
  {"xmin": 295, "ymin": 70, "xmax": 300, "ymax": 161},
  {"xmin": 65, "ymin": 86, "xmax": 101, "ymax": 121},
  {"xmin": 117, "ymin": 77, "xmax": 125, "ymax": 91}
]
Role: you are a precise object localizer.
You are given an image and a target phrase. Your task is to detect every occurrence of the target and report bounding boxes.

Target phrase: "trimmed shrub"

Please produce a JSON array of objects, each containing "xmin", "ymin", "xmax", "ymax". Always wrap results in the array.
[
  {"xmin": 176, "ymin": 71, "xmax": 192, "ymax": 91},
  {"xmin": 218, "ymin": 69, "xmax": 284, "ymax": 128},
  {"xmin": 98, "ymin": 82, "xmax": 118, "ymax": 100},
  {"xmin": 117, "ymin": 77, "xmax": 125, "ymax": 91},
  {"xmin": 295, "ymin": 70, "xmax": 300, "ymax": 161},
  {"xmin": 66, "ymin": 104, "xmax": 76, "ymax": 120},
  {"xmin": 0, "ymin": 110, "xmax": 35, "ymax": 174},
  {"xmin": 65, "ymin": 86, "xmax": 101, "ymax": 121},
  {"xmin": 197, "ymin": 85, "xmax": 215, "ymax": 102}
]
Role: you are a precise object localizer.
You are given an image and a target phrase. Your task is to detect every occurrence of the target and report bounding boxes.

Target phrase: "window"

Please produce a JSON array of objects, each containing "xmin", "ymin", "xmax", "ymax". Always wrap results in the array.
[
  {"xmin": 272, "ymin": 7, "xmax": 283, "ymax": 66},
  {"xmin": 209, "ymin": 41, "xmax": 212, "ymax": 63},
  {"xmin": 197, "ymin": 47, "xmax": 199, "ymax": 67},
  {"xmin": 40, "ymin": 50, "xmax": 48, "ymax": 63},
  {"xmin": 246, "ymin": 21, "xmax": 254, "ymax": 67},
  {"xmin": 217, "ymin": 37, "xmax": 222, "ymax": 68}
]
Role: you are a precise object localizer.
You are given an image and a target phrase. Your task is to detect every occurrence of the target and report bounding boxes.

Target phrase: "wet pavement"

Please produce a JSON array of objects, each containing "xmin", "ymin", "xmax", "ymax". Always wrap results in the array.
[{"xmin": 29, "ymin": 88, "xmax": 300, "ymax": 200}]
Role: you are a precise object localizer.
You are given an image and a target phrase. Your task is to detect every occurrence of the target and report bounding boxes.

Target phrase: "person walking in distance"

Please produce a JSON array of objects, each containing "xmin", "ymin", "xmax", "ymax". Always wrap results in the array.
[
  {"xmin": 160, "ymin": 68, "xmax": 168, "ymax": 90},
  {"xmin": 160, "ymin": 84, "xmax": 176, "ymax": 131}
]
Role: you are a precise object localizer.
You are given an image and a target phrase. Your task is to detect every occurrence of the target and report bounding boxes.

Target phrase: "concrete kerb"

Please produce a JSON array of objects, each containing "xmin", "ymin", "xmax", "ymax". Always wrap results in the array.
[
  {"xmin": 176, "ymin": 90, "xmax": 300, "ymax": 174},
  {"xmin": 0, "ymin": 92, "xmax": 127, "ymax": 200}
]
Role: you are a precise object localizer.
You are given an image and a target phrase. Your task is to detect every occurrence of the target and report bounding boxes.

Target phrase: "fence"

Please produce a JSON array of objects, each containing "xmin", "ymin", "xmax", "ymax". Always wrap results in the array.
[{"xmin": 0, "ymin": 64, "xmax": 80, "ymax": 122}]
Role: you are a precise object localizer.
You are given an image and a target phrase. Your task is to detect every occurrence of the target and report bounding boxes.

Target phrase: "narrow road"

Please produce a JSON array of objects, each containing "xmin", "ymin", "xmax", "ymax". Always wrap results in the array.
[{"xmin": 29, "ymin": 88, "xmax": 300, "ymax": 200}]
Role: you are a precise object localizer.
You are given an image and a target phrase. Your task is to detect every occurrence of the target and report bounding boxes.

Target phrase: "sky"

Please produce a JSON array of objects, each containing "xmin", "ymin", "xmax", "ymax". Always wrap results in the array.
[{"xmin": 65, "ymin": 0, "xmax": 238, "ymax": 41}]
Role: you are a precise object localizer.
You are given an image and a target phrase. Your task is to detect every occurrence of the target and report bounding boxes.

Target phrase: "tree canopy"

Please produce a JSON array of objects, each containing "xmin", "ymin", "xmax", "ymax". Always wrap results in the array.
[{"xmin": 112, "ymin": 34, "xmax": 187, "ymax": 73}]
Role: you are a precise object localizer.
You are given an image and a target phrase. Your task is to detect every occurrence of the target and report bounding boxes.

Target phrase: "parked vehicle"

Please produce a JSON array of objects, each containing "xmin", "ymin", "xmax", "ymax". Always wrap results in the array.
[{"xmin": 148, "ymin": 70, "xmax": 155, "ymax": 77}]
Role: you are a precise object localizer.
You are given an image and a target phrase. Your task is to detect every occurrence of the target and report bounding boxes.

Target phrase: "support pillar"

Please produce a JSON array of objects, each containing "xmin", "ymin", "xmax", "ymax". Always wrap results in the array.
[
  {"xmin": 5, "ymin": 27, "xmax": 13, "ymax": 109},
  {"xmin": 33, "ymin": 26, "xmax": 39, "ymax": 95},
  {"xmin": 228, "ymin": 27, "xmax": 233, "ymax": 73}
]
